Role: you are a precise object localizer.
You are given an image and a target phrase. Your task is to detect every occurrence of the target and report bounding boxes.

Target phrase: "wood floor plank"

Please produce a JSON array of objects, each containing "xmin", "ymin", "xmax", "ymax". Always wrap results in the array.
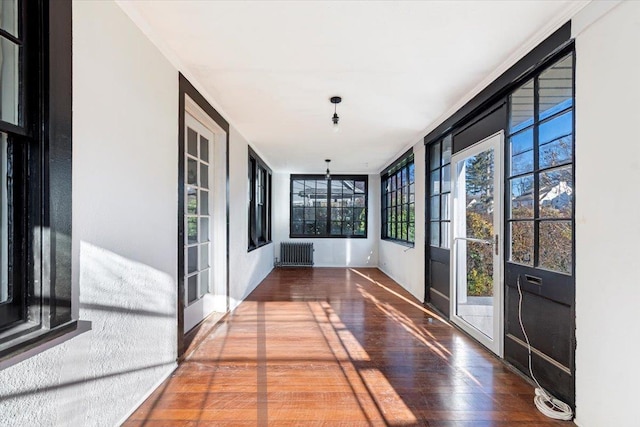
[{"xmin": 126, "ymin": 267, "xmax": 574, "ymax": 425}]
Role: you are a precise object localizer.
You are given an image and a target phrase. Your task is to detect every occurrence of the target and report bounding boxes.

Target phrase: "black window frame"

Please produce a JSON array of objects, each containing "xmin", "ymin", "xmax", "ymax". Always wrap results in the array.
[
  {"xmin": 428, "ymin": 134, "xmax": 452, "ymax": 249},
  {"xmin": 290, "ymin": 175, "xmax": 368, "ymax": 239},
  {"xmin": 0, "ymin": 0, "xmax": 78, "ymax": 364},
  {"xmin": 381, "ymin": 149, "xmax": 415, "ymax": 245},
  {"xmin": 248, "ymin": 147, "xmax": 272, "ymax": 251},
  {"xmin": 506, "ymin": 51, "xmax": 575, "ymax": 276}
]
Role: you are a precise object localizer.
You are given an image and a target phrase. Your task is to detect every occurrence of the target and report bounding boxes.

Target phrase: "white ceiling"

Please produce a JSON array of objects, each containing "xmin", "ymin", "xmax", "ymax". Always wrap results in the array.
[{"xmin": 120, "ymin": 1, "xmax": 584, "ymax": 174}]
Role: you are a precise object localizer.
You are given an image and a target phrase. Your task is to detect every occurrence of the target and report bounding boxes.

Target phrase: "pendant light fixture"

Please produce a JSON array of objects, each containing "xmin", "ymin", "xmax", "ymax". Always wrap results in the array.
[
  {"xmin": 330, "ymin": 96, "xmax": 342, "ymax": 132},
  {"xmin": 325, "ymin": 159, "xmax": 331, "ymax": 180}
]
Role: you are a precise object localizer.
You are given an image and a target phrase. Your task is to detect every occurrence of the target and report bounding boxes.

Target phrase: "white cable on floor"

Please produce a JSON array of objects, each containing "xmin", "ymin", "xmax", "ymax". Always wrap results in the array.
[{"xmin": 517, "ymin": 277, "xmax": 574, "ymax": 421}]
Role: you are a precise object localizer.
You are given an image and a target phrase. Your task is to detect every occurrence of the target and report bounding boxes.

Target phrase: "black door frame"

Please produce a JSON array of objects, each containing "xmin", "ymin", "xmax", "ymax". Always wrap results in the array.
[{"xmin": 177, "ymin": 74, "xmax": 230, "ymax": 357}]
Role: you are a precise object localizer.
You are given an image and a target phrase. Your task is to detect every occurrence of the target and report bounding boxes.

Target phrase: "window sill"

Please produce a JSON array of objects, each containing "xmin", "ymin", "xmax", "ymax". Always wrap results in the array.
[
  {"xmin": 382, "ymin": 238, "xmax": 415, "ymax": 248},
  {"xmin": 0, "ymin": 320, "xmax": 91, "ymax": 370},
  {"xmin": 289, "ymin": 235, "xmax": 368, "ymax": 239},
  {"xmin": 248, "ymin": 240, "xmax": 272, "ymax": 253}
]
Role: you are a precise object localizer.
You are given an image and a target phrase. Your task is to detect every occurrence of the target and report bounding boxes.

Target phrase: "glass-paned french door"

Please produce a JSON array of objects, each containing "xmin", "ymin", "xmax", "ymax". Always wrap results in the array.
[
  {"xmin": 450, "ymin": 132, "xmax": 504, "ymax": 356},
  {"xmin": 183, "ymin": 113, "xmax": 213, "ymax": 331}
]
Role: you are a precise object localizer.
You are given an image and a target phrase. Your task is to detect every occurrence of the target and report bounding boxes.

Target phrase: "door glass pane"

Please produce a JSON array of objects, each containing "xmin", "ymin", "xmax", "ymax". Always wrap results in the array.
[
  {"xmin": 0, "ymin": 37, "xmax": 19, "ymax": 125},
  {"xmin": 429, "ymin": 142, "xmax": 441, "ymax": 170},
  {"xmin": 200, "ymin": 136, "xmax": 209, "ymax": 163},
  {"xmin": 430, "ymin": 170, "xmax": 440, "ymax": 195},
  {"xmin": 539, "ymin": 221, "xmax": 572, "ymax": 274},
  {"xmin": 509, "ymin": 79, "xmax": 534, "ymax": 133},
  {"xmin": 456, "ymin": 240, "xmax": 494, "ymax": 339},
  {"xmin": 0, "ymin": 1, "xmax": 18, "ymax": 37},
  {"xmin": 200, "ymin": 243, "xmax": 209, "ymax": 269},
  {"xmin": 0, "ymin": 133, "xmax": 7, "ymax": 303},
  {"xmin": 539, "ymin": 166, "xmax": 573, "ymax": 218},
  {"xmin": 539, "ymin": 54, "xmax": 573, "ymax": 120},
  {"xmin": 187, "ymin": 275, "xmax": 197, "ymax": 304},
  {"xmin": 199, "ymin": 217, "xmax": 209, "ymax": 243},
  {"xmin": 440, "ymin": 222, "xmax": 450, "ymax": 249},
  {"xmin": 200, "ymin": 163, "xmax": 208, "ymax": 189},
  {"xmin": 187, "ymin": 128, "xmax": 198, "ymax": 157},
  {"xmin": 442, "ymin": 135, "xmax": 452, "ymax": 165},
  {"xmin": 199, "ymin": 269, "xmax": 209, "ymax": 298},
  {"xmin": 430, "ymin": 222, "xmax": 439, "ymax": 246},
  {"xmin": 187, "ymin": 216, "xmax": 197, "ymax": 244},
  {"xmin": 441, "ymin": 164, "xmax": 451, "ymax": 193},
  {"xmin": 187, "ymin": 158, "xmax": 197, "ymax": 185},
  {"xmin": 463, "ymin": 149, "xmax": 494, "ymax": 239},
  {"xmin": 186, "ymin": 186, "xmax": 197, "ymax": 214},
  {"xmin": 199, "ymin": 190, "xmax": 209, "ymax": 215},
  {"xmin": 430, "ymin": 196, "xmax": 439, "ymax": 220},
  {"xmin": 440, "ymin": 193, "xmax": 449, "ymax": 221},
  {"xmin": 187, "ymin": 247, "xmax": 198, "ymax": 274},
  {"xmin": 510, "ymin": 221, "xmax": 534, "ymax": 266}
]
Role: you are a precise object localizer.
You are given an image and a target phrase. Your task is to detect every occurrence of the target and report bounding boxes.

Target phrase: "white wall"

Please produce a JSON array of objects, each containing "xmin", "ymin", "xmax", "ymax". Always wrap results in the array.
[
  {"xmin": 0, "ymin": 1, "xmax": 178, "ymax": 425},
  {"xmin": 378, "ymin": 143, "xmax": 426, "ymax": 302},
  {"xmin": 0, "ymin": 1, "xmax": 276, "ymax": 425},
  {"xmin": 228, "ymin": 129, "xmax": 275, "ymax": 309},
  {"xmin": 573, "ymin": 2, "xmax": 640, "ymax": 426},
  {"xmin": 272, "ymin": 172, "xmax": 379, "ymax": 267}
]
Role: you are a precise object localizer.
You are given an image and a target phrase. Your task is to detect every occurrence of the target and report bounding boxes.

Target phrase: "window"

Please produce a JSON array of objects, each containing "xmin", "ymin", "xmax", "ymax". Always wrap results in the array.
[
  {"xmin": 248, "ymin": 148, "xmax": 272, "ymax": 251},
  {"xmin": 381, "ymin": 150, "xmax": 415, "ymax": 244},
  {"xmin": 508, "ymin": 53, "xmax": 574, "ymax": 274},
  {"xmin": 290, "ymin": 175, "xmax": 367, "ymax": 238},
  {"xmin": 428, "ymin": 135, "xmax": 452, "ymax": 248},
  {"xmin": 0, "ymin": 1, "xmax": 76, "ymax": 362}
]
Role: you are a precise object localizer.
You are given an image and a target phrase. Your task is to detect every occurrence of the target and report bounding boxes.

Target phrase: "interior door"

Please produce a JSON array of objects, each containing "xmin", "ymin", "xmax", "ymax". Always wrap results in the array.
[
  {"xmin": 183, "ymin": 113, "xmax": 216, "ymax": 333},
  {"xmin": 450, "ymin": 131, "xmax": 503, "ymax": 356}
]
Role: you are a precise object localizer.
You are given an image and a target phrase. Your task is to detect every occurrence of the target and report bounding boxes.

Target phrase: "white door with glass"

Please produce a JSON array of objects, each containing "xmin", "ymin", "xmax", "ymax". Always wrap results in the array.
[
  {"xmin": 450, "ymin": 131, "xmax": 503, "ymax": 356},
  {"xmin": 184, "ymin": 113, "xmax": 216, "ymax": 333}
]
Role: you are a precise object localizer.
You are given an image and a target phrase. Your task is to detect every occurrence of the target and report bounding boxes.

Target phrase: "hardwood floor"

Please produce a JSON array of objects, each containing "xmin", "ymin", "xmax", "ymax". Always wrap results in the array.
[{"xmin": 125, "ymin": 268, "xmax": 573, "ymax": 426}]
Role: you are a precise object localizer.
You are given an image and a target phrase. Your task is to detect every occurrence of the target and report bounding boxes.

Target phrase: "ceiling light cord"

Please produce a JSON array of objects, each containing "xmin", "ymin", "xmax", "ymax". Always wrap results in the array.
[{"xmin": 517, "ymin": 277, "xmax": 573, "ymax": 421}]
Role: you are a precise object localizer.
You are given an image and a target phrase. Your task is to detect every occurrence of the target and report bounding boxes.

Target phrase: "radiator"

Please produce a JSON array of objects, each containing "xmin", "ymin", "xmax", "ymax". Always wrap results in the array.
[{"xmin": 278, "ymin": 242, "xmax": 314, "ymax": 267}]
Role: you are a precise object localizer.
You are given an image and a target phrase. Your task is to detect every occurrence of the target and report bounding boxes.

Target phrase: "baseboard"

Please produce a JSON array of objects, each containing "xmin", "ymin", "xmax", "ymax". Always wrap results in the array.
[
  {"xmin": 377, "ymin": 265, "xmax": 402, "ymax": 287},
  {"xmin": 114, "ymin": 363, "xmax": 177, "ymax": 427},
  {"xmin": 312, "ymin": 263, "xmax": 380, "ymax": 268}
]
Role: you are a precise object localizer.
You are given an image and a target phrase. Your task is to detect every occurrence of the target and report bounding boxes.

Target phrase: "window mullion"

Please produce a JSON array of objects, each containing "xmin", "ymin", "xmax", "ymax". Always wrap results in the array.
[
  {"xmin": 326, "ymin": 179, "xmax": 331, "ymax": 235},
  {"xmin": 533, "ymin": 75, "xmax": 540, "ymax": 267}
]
